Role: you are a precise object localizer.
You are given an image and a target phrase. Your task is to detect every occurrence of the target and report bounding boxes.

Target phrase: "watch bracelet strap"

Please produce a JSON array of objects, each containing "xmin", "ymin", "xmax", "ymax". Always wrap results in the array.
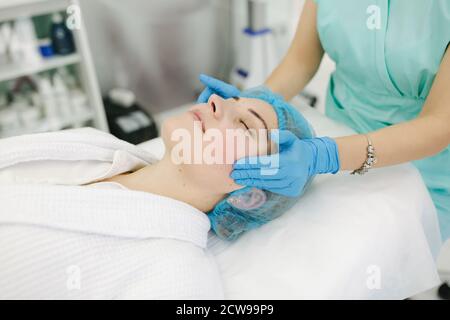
[{"xmin": 351, "ymin": 134, "xmax": 377, "ymax": 175}]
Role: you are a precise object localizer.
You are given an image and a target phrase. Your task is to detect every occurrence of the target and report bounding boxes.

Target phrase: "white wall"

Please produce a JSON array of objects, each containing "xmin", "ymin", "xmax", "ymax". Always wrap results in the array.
[
  {"xmin": 232, "ymin": 0, "xmax": 335, "ymax": 114},
  {"xmin": 79, "ymin": 0, "xmax": 232, "ymax": 113},
  {"xmin": 79, "ymin": 0, "xmax": 334, "ymax": 114}
]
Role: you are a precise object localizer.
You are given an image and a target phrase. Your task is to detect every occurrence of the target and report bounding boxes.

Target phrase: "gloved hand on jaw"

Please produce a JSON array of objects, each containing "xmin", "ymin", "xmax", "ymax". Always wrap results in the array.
[
  {"xmin": 206, "ymin": 84, "xmax": 332, "ymax": 240},
  {"xmin": 197, "ymin": 74, "xmax": 241, "ymax": 103},
  {"xmin": 231, "ymin": 130, "xmax": 340, "ymax": 197}
]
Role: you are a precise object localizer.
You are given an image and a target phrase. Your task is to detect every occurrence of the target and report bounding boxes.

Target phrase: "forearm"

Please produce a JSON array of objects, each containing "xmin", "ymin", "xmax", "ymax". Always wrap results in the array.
[
  {"xmin": 265, "ymin": 54, "xmax": 320, "ymax": 101},
  {"xmin": 335, "ymin": 115, "xmax": 450, "ymax": 171}
]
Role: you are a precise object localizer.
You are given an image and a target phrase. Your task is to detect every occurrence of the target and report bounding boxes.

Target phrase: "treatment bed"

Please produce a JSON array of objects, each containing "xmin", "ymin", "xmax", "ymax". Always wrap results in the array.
[{"xmin": 140, "ymin": 97, "xmax": 442, "ymax": 299}]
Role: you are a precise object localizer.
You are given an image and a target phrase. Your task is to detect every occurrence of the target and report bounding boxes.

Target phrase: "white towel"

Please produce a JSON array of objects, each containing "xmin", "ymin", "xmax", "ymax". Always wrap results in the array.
[
  {"xmin": 0, "ymin": 128, "xmax": 224, "ymax": 299},
  {"xmin": 0, "ymin": 127, "xmax": 155, "ymax": 185}
]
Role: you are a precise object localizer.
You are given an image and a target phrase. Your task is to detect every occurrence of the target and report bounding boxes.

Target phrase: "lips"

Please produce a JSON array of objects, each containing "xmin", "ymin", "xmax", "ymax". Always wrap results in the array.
[{"xmin": 191, "ymin": 111, "xmax": 205, "ymax": 133}]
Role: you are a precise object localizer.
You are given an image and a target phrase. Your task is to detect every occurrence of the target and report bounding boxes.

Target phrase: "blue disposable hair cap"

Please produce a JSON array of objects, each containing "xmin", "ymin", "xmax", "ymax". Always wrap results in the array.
[{"xmin": 208, "ymin": 87, "xmax": 316, "ymax": 241}]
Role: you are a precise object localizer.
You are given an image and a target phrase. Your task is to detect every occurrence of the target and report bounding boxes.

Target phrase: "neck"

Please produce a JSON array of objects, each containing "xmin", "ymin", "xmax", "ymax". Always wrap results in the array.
[{"xmin": 107, "ymin": 154, "xmax": 224, "ymax": 213}]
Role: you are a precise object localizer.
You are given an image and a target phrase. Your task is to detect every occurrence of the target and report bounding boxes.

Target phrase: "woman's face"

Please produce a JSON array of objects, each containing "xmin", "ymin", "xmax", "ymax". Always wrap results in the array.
[{"xmin": 162, "ymin": 94, "xmax": 278, "ymax": 195}]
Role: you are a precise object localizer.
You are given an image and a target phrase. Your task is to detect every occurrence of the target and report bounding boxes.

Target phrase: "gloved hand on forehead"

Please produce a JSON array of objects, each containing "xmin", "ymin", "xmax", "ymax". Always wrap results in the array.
[
  {"xmin": 197, "ymin": 74, "xmax": 277, "ymax": 104},
  {"xmin": 231, "ymin": 130, "xmax": 340, "ymax": 197},
  {"xmin": 197, "ymin": 74, "xmax": 241, "ymax": 103}
]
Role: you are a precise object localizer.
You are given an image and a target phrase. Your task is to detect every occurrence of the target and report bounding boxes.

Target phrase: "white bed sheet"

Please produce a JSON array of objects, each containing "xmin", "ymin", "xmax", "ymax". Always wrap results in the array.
[{"xmin": 140, "ymin": 98, "xmax": 442, "ymax": 299}]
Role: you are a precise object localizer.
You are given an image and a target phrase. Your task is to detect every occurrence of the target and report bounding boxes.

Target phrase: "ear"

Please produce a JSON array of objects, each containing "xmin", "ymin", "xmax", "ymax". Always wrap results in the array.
[{"xmin": 226, "ymin": 188, "xmax": 267, "ymax": 210}]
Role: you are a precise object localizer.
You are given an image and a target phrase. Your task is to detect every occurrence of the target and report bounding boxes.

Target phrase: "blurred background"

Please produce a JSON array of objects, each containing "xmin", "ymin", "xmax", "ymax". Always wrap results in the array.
[
  {"xmin": 0, "ymin": 0, "xmax": 335, "ymax": 144},
  {"xmin": 77, "ymin": 0, "xmax": 335, "ymax": 112}
]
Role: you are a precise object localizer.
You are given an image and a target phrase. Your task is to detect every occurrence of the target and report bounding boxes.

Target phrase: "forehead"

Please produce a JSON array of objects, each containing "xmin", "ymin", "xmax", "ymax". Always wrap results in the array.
[{"xmin": 236, "ymin": 97, "xmax": 278, "ymax": 129}]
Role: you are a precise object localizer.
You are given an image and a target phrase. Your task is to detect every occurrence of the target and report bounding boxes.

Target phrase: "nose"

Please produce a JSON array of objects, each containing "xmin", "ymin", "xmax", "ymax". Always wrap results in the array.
[{"xmin": 208, "ymin": 94, "xmax": 224, "ymax": 120}]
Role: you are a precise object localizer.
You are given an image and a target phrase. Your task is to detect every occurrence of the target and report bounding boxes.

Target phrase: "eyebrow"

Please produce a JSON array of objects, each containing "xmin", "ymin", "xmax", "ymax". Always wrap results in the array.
[
  {"xmin": 248, "ymin": 108, "xmax": 270, "ymax": 153},
  {"xmin": 248, "ymin": 108, "xmax": 268, "ymax": 132}
]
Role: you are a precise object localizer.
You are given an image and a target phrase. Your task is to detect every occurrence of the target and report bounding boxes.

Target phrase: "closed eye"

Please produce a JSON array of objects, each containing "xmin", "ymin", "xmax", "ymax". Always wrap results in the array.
[{"xmin": 240, "ymin": 119, "xmax": 249, "ymax": 131}]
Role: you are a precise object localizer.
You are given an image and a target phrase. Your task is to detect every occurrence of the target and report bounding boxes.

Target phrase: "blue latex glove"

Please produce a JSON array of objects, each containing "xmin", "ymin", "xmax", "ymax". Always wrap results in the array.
[
  {"xmin": 231, "ymin": 130, "xmax": 340, "ymax": 197},
  {"xmin": 197, "ymin": 74, "xmax": 241, "ymax": 103}
]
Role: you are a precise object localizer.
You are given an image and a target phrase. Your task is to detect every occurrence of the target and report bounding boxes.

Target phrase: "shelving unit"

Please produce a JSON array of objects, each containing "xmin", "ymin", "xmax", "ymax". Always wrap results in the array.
[
  {"xmin": 4, "ymin": 107, "xmax": 93, "ymax": 137},
  {"xmin": 0, "ymin": 0, "xmax": 109, "ymax": 138},
  {"xmin": 0, "ymin": 53, "xmax": 80, "ymax": 83}
]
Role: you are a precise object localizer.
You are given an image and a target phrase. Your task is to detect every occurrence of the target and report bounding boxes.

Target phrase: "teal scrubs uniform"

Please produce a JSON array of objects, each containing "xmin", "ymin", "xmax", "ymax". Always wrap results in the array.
[{"xmin": 314, "ymin": 0, "xmax": 450, "ymax": 240}]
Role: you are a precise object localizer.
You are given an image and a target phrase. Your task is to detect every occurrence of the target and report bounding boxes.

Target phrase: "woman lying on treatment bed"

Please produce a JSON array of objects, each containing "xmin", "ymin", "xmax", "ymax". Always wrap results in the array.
[{"xmin": 0, "ymin": 88, "xmax": 316, "ymax": 299}]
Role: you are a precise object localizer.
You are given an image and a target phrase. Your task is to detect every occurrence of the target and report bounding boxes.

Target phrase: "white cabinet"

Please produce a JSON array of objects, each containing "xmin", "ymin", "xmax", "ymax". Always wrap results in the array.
[{"xmin": 0, "ymin": 0, "xmax": 108, "ymax": 138}]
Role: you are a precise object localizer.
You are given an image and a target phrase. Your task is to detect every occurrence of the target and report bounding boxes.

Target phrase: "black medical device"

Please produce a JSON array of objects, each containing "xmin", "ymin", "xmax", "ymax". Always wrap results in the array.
[{"xmin": 104, "ymin": 88, "xmax": 158, "ymax": 145}]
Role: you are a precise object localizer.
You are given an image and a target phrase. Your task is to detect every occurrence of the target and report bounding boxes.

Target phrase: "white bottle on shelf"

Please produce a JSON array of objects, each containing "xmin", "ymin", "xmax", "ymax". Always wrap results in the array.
[
  {"xmin": 0, "ymin": 23, "xmax": 13, "ymax": 64},
  {"xmin": 57, "ymin": 67, "xmax": 78, "ymax": 89},
  {"xmin": 8, "ymin": 28, "xmax": 24, "ymax": 63},
  {"xmin": 52, "ymin": 73, "xmax": 72, "ymax": 121},
  {"xmin": 38, "ymin": 76, "xmax": 60, "ymax": 130},
  {"xmin": 0, "ymin": 92, "xmax": 7, "ymax": 108},
  {"xmin": 70, "ymin": 88, "xmax": 89, "ymax": 127},
  {"xmin": 10, "ymin": 93, "xmax": 37, "ymax": 132},
  {"xmin": 0, "ymin": 27, "xmax": 8, "ymax": 65},
  {"xmin": 13, "ymin": 17, "xmax": 41, "ymax": 65},
  {"xmin": 0, "ymin": 94, "xmax": 9, "ymax": 136},
  {"xmin": 0, "ymin": 107, "xmax": 20, "ymax": 137},
  {"xmin": 20, "ymin": 101, "xmax": 41, "ymax": 131}
]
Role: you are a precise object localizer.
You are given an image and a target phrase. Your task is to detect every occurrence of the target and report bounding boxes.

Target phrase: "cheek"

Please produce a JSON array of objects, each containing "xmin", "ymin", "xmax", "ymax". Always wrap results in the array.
[
  {"xmin": 224, "ymin": 134, "xmax": 260, "ymax": 162},
  {"xmin": 210, "ymin": 163, "xmax": 235, "ymax": 184},
  {"xmin": 161, "ymin": 118, "xmax": 179, "ymax": 147},
  {"xmin": 161, "ymin": 115, "xmax": 194, "ymax": 149},
  {"xmin": 187, "ymin": 163, "xmax": 239, "ymax": 193},
  {"xmin": 215, "ymin": 163, "xmax": 242, "ymax": 193}
]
